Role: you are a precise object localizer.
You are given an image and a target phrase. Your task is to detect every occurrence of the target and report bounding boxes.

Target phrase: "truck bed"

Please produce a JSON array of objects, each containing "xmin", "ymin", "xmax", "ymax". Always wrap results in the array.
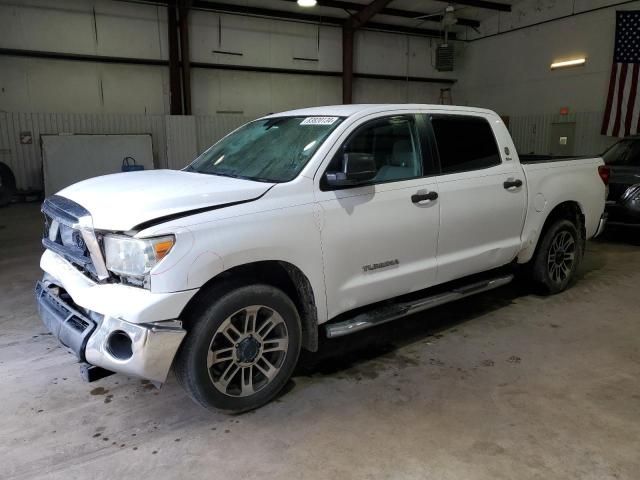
[
  {"xmin": 519, "ymin": 155, "xmax": 605, "ymax": 244},
  {"xmin": 519, "ymin": 155, "xmax": 597, "ymax": 164}
]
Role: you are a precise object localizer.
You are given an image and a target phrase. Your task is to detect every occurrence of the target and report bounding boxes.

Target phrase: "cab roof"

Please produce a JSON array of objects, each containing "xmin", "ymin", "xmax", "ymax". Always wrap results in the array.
[{"xmin": 264, "ymin": 104, "xmax": 497, "ymax": 119}]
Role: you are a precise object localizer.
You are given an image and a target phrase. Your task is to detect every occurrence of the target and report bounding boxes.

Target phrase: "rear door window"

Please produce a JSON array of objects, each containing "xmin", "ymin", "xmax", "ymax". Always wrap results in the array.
[{"xmin": 430, "ymin": 115, "xmax": 501, "ymax": 174}]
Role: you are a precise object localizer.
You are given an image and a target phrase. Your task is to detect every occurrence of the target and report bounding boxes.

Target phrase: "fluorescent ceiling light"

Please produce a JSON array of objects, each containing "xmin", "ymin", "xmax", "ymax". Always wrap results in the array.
[
  {"xmin": 297, "ymin": 0, "xmax": 317, "ymax": 6},
  {"xmin": 550, "ymin": 58, "xmax": 586, "ymax": 69}
]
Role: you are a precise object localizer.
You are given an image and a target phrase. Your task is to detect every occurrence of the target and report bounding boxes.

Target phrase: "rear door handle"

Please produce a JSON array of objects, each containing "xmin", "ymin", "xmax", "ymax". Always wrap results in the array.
[
  {"xmin": 411, "ymin": 191, "xmax": 438, "ymax": 203},
  {"xmin": 503, "ymin": 179, "xmax": 523, "ymax": 189}
]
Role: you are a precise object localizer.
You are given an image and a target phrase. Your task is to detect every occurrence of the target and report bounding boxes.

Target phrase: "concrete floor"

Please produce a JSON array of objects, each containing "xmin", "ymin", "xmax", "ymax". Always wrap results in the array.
[{"xmin": 1, "ymin": 203, "xmax": 639, "ymax": 480}]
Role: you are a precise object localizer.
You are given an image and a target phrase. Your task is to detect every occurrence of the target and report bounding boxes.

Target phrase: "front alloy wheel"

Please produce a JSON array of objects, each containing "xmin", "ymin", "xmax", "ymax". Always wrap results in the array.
[{"xmin": 208, "ymin": 305, "xmax": 289, "ymax": 397}]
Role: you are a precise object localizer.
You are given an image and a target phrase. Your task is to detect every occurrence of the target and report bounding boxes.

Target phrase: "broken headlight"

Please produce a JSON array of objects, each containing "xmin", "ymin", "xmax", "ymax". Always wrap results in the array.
[{"xmin": 103, "ymin": 234, "xmax": 175, "ymax": 279}]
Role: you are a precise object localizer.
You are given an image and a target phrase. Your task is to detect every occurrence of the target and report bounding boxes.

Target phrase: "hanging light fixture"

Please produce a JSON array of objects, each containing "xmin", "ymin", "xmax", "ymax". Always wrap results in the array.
[{"xmin": 298, "ymin": 0, "xmax": 318, "ymax": 7}]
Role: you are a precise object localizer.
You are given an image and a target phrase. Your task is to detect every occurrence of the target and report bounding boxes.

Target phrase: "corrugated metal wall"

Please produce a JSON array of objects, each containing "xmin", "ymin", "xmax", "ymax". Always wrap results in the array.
[
  {"xmin": 165, "ymin": 116, "xmax": 198, "ymax": 170},
  {"xmin": 0, "ymin": 112, "xmax": 167, "ymax": 190},
  {"xmin": 0, "ymin": 112, "xmax": 257, "ymax": 190},
  {"xmin": 508, "ymin": 112, "xmax": 618, "ymax": 157}
]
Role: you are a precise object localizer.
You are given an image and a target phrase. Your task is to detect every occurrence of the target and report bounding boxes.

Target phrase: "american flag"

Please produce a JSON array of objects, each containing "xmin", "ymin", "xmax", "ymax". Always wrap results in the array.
[{"xmin": 602, "ymin": 11, "xmax": 640, "ymax": 137}]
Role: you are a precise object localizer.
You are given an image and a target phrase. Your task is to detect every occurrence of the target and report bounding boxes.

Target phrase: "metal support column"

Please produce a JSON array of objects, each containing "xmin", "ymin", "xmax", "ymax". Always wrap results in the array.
[
  {"xmin": 178, "ymin": 1, "xmax": 192, "ymax": 115},
  {"xmin": 342, "ymin": 0, "xmax": 394, "ymax": 104},
  {"xmin": 168, "ymin": 1, "xmax": 183, "ymax": 114},
  {"xmin": 342, "ymin": 27, "xmax": 354, "ymax": 104}
]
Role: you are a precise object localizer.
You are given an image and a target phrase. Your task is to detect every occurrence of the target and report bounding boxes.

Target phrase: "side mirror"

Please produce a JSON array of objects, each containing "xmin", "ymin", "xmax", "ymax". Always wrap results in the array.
[{"xmin": 325, "ymin": 153, "xmax": 377, "ymax": 187}]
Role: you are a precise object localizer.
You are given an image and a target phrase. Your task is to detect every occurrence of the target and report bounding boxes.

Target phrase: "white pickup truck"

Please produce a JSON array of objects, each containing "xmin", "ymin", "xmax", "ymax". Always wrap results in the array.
[{"xmin": 36, "ymin": 104, "xmax": 608, "ymax": 412}]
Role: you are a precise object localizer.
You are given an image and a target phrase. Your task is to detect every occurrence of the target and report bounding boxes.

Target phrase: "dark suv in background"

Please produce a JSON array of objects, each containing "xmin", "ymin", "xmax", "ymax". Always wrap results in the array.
[{"xmin": 603, "ymin": 137, "xmax": 640, "ymax": 227}]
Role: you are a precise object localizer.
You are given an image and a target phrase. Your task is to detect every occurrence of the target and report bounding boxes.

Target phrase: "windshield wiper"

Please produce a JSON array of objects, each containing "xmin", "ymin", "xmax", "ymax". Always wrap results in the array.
[
  {"xmin": 196, "ymin": 170, "xmax": 275, "ymax": 183},
  {"xmin": 197, "ymin": 171, "xmax": 241, "ymax": 179}
]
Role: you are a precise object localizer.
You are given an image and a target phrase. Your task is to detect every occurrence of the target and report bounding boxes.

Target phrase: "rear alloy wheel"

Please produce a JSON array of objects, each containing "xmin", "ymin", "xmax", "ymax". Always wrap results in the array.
[
  {"xmin": 531, "ymin": 219, "xmax": 583, "ymax": 294},
  {"xmin": 175, "ymin": 284, "xmax": 301, "ymax": 412},
  {"xmin": 546, "ymin": 230, "xmax": 576, "ymax": 286}
]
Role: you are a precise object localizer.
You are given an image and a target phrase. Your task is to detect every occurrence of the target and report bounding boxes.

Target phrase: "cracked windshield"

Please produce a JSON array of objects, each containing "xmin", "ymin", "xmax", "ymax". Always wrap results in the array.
[{"xmin": 186, "ymin": 116, "xmax": 345, "ymax": 182}]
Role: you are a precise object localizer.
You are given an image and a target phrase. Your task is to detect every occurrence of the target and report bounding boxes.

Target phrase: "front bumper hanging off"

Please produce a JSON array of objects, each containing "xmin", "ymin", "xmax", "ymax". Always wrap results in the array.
[{"xmin": 35, "ymin": 277, "xmax": 188, "ymax": 384}]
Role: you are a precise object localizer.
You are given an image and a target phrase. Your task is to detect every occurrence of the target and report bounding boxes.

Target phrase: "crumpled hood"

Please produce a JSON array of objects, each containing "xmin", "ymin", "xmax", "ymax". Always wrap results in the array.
[{"xmin": 58, "ymin": 169, "xmax": 273, "ymax": 231}]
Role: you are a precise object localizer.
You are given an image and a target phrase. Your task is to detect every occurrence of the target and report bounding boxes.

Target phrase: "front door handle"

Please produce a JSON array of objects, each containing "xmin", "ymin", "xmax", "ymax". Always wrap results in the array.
[
  {"xmin": 503, "ymin": 179, "xmax": 523, "ymax": 189},
  {"xmin": 411, "ymin": 191, "xmax": 438, "ymax": 203}
]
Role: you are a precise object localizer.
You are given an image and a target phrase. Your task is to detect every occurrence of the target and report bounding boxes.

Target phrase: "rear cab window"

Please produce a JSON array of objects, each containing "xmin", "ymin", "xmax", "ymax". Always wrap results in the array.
[{"xmin": 430, "ymin": 114, "xmax": 502, "ymax": 174}]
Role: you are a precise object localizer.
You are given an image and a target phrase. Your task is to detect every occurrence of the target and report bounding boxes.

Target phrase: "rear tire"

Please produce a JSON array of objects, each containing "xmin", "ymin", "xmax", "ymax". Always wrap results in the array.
[
  {"xmin": 530, "ymin": 218, "xmax": 583, "ymax": 294},
  {"xmin": 174, "ymin": 283, "xmax": 301, "ymax": 413},
  {"xmin": 0, "ymin": 162, "xmax": 16, "ymax": 208}
]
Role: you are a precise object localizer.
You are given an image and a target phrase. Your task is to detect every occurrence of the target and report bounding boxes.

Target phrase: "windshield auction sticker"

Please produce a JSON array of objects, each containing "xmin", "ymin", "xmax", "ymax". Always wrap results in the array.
[{"xmin": 300, "ymin": 117, "xmax": 339, "ymax": 125}]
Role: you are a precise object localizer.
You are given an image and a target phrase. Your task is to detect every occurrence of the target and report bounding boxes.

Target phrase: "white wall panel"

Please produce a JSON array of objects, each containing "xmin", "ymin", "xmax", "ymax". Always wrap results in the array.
[
  {"xmin": 190, "ymin": 13, "xmax": 342, "ymax": 74},
  {"xmin": 353, "ymin": 78, "xmax": 403, "ymax": 104},
  {"xmin": 0, "ymin": 57, "xmax": 168, "ymax": 115},
  {"xmin": 269, "ymin": 74, "xmax": 341, "ymax": 113},
  {"xmin": 315, "ymin": 76, "xmax": 343, "ymax": 106},
  {"xmin": 189, "ymin": 9, "xmax": 223, "ymax": 63},
  {"xmin": 26, "ymin": 61, "xmax": 100, "ymax": 113},
  {"xmin": 317, "ymin": 26, "xmax": 342, "ymax": 72},
  {"xmin": 407, "ymin": 36, "xmax": 437, "ymax": 78},
  {"xmin": 270, "ymin": 21, "xmax": 318, "ymax": 68},
  {"xmin": 94, "ymin": 1, "xmax": 166, "ymax": 60},
  {"xmin": 192, "ymin": 69, "xmax": 341, "ymax": 118},
  {"xmin": 0, "ymin": 0, "xmax": 167, "ymax": 59},
  {"xmin": 0, "ymin": 0, "xmax": 95, "ymax": 54},
  {"xmin": 220, "ymin": 71, "xmax": 272, "ymax": 116},
  {"xmin": 42, "ymin": 133, "xmax": 154, "ymax": 195},
  {"xmin": 0, "ymin": 57, "xmax": 31, "ymax": 112},
  {"xmin": 574, "ymin": 112, "xmax": 617, "ymax": 155},
  {"xmin": 355, "ymin": 30, "xmax": 407, "ymax": 76},
  {"xmin": 0, "ymin": 57, "xmax": 102, "ymax": 114},
  {"xmin": 353, "ymin": 78, "xmax": 443, "ymax": 104},
  {"xmin": 100, "ymin": 63, "xmax": 168, "ymax": 114},
  {"xmin": 406, "ymin": 81, "xmax": 447, "ymax": 105},
  {"xmin": 191, "ymin": 69, "xmax": 271, "ymax": 117}
]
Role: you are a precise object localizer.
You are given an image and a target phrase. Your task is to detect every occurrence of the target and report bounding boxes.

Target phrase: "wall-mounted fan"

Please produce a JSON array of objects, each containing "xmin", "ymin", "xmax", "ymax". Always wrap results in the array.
[{"xmin": 414, "ymin": 4, "xmax": 462, "ymax": 28}]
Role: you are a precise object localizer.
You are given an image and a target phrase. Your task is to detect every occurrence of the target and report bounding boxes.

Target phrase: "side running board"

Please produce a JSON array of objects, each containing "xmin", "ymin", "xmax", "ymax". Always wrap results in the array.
[{"xmin": 325, "ymin": 275, "xmax": 514, "ymax": 338}]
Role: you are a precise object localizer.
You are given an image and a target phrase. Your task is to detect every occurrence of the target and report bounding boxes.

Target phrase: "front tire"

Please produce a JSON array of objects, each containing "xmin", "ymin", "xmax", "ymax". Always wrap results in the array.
[
  {"xmin": 174, "ymin": 284, "xmax": 301, "ymax": 413},
  {"xmin": 530, "ymin": 219, "xmax": 583, "ymax": 294}
]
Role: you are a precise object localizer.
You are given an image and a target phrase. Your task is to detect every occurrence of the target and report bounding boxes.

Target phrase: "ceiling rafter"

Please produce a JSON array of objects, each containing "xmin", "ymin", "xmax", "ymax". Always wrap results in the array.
[
  {"xmin": 115, "ymin": 0, "xmax": 457, "ymax": 38},
  {"xmin": 346, "ymin": 0, "xmax": 394, "ymax": 29},
  {"xmin": 188, "ymin": 0, "xmax": 455, "ymax": 38},
  {"xmin": 433, "ymin": 0, "xmax": 511, "ymax": 12},
  {"xmin": 279, "ymin": 0, "xmax": 481, "ymax": 28}
]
